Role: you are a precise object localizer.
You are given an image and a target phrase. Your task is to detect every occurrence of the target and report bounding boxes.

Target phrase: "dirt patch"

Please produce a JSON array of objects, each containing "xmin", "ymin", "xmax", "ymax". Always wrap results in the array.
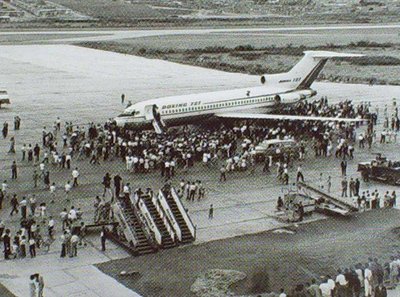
[{"xmin": 97, "ymin": 209, "xmax": 400, "ymax": 297}]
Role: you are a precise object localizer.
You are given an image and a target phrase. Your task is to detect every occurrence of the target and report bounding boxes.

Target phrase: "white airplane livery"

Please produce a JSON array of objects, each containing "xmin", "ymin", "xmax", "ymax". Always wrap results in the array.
[{"xmin": 115, "ymin": 51, "xmax": 363, "ymax": 133}]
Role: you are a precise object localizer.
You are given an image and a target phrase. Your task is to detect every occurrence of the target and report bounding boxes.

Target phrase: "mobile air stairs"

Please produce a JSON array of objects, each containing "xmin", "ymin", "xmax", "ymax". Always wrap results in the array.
[
  {"xmin": 297, "ymin": 181, "xmax": 358, "ymax": 216},
  {"xmin": 112, "ymin": 186, "xmax": 196, "ymax": 256}
]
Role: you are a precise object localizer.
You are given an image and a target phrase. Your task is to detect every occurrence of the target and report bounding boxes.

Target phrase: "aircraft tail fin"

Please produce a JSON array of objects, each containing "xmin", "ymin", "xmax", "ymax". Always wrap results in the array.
[{"xmin": 261, "ymin": 51, "xmax": 363, "ymax": 90}]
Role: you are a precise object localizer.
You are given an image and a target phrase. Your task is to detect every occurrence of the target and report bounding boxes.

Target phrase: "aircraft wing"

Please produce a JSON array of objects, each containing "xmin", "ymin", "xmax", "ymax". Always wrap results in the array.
[{"xmin": 215, "ymin": 113, "xmax": 364, "ymax": 122}]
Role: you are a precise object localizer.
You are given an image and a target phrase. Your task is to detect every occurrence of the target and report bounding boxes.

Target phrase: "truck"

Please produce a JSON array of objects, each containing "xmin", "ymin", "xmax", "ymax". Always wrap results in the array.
[{"xmin": 358, "ymin": 154, "xmax": 400, "ymax": 185}]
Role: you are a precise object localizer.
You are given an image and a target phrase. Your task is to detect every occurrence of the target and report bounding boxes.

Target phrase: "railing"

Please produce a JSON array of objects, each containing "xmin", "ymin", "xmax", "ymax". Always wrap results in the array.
[
  {"xmin": 157, "ymin": 190, "xmax": 182, "ymax": 241},
  {"xmin": 111, "ymin": 202, "xmax": 138, "ymax": 248},
  {"xmin": 152, "ymin": 192, "xmax": 176, "ymax": 242},
  {"xmin": 131, "ymin": 193, "xmax": 162, "ymax": 245},
  {"xmin": 170, "ymin": 187, "xmax": 196, "ymax": 240}
]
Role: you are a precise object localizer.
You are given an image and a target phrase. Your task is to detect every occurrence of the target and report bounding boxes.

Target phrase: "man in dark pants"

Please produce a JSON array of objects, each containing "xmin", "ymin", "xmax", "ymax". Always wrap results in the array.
[
  {"xmin": 113, "ymin": 174, "xmax": 122, "ymax": 199},
  {"xmin": 3, "ymin": 229, "xmax": 11, "ymax": 260},
  {"xmin": 100, "ymin": 227, "xmax": 107, "ymax": 251},
  {"xmin": 10, "ymin": 195, "xmax": 19, "ymax": 216},
  {"xmin": 11, "ymin": 161, "xmax": 17, "ymax": 179}
]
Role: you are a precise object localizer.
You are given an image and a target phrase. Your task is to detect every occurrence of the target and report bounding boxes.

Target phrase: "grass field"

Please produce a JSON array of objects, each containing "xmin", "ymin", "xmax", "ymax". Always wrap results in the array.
[{"xmin": 77, "ymin": 27, "xmax": 400, "ymax": 85}]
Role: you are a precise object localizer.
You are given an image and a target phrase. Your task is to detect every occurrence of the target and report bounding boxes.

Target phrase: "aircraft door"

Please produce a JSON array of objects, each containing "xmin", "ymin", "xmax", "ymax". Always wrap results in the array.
[
  {"xmin": 144, "ymin": 104, "xmax": 166, "ymax": 134},
  {"xmin": 144, "ymin": 105, "xmax": 155, "ymax": 121}
]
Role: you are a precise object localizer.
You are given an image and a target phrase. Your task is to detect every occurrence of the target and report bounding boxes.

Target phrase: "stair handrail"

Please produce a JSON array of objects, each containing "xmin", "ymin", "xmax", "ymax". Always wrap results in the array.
[
  {"xmin": 152, "ymin": 192, "xmax": 176, "ymax": 242},
  {"xmin": 131, "ymin": 193, "xmax": 163, "ymax": 245},
  {"xmin": 129, "ymin": 193, "xmax": 158, "ymax": 250},
  {"xmin": 111, "ymin": 202, "xmax": 138, "ymax": 248},
  {"xmin": 157, "ymin": 190, "xmax": 182, "ymax": 241},
  {"xmin": 297, "ymin": 181, "xmax": 358, "ymax": 211},
  {"xmin": 170, "ymin": 187, "xmax": 196, "ymax": 240}
]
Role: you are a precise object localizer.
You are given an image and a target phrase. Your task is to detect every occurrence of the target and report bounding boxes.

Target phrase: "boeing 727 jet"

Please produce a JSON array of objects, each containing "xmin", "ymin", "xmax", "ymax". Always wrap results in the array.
[{"xmin": 115, "ymin": 51, "xmax": 363, "ymax": 133}]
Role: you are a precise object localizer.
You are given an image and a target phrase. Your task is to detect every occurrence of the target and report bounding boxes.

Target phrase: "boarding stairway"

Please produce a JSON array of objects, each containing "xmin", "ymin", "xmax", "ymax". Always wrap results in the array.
[
  {"xmin": 162, "ymin": 187, "xmax": 196, "ymax": 244},
  {"xmin": 297, "ymin": 181, "xmax": 358, "ymax": 215},
  {"xmin": 112, "ymin": 186, "xmax": 195, "ymax": 255},
  {"xmin": 140, "ymin": 193, "xmax": 176, "ymax": 249},
  {"xmin": 112, "ymin": 198, "xmax": 157, "ymax": 255}
]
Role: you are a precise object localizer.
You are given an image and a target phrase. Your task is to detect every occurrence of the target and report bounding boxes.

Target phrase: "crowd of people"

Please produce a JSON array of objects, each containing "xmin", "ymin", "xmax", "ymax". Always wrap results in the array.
[
  {"xmin": 0, "ymin": 96, "xmax": 399, "ymax": 297},
  {"xmin": 269, "ymin": 255, "xmax": 400, "ymax": 297}
]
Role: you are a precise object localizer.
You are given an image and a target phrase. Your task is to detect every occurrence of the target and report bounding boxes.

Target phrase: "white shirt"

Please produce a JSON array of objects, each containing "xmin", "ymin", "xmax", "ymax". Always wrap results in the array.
[
  {"xmin": 69, "ymin": 209, "xmax": 77, "ymax": 220},
  {"xmin": 279, "ymin": 293, "xmax": 287, "ymax": 297},
  {"xmin": 72, "ymin": 170, "xmax": 79, "ymax": 178},
  {"xmin": 335, "ymin": 274, "xmax": 347, "ymax": 286},
  {"xmin": 65, "ymin": 183, "xmax": 71, "ymax": 192},
  {"xmin": 123, "ymin": 185, "xmax": 130, "ymax": 194},
  {"xmin": 319, "ymin": 283, "xmax": 332, "ymax": 297},
  {"xmin": 327, "ymin": 279, "xmax": 335, "ymax": 290}
]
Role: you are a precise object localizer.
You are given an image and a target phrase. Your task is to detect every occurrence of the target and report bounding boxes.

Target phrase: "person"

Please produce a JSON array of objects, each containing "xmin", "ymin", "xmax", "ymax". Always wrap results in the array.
[
  {"xmin": 60, "ymin": 231, "xmax": 67, "ymax": 258},
  {"xmin": 327, "ymin": 176, "xmax": 332, "ymax": 193},
  {"xmin": 20, "ymin": 236, "xmax": 26, "ymax": 258},
  {"xmin": 33, "ymin": 170, "xmax": 39, "ymax": 188},
  {"xmin": 20, "ymin": 196, "xmax": 27, "ymax": 219},
  {"xmin": 209, "ymin": 204, "xmax": 214, "ymax": 219},
  {"xmin": 102, "ymin": 173, "xmax": 112, "ymax": 198},
  {"xmin": 100, "ymin": 227, "xmax": 107, "ymax": 251},
  {"xmin": 8, "ymin": 137, "xmax": 15, "ymax": 153},
  {"xmin": 29, "ymin": 237, "xmax": 36, "ymax": 258},
  {"xmin": 341, "ymin": 178, "xmax": 348, "ymax": 198},
  {"xmin": 10, "ymin": 194, "xmax": 19, "ymax": 216},
  {"xmin": 79, "ymin": 222, "xmax": 87, "ymax": 247},
  {"xmin": 341, "ymin": 159, "xmax": 347, "ymax": 176},
  {"xmin": 277, "ymin": 196, "xmax": 284, "ymax": 210},
  {"xmin": 375, "ymin": 283, "xmax": 387, "ymax": 297},
  {"xmin": 65, "ymin": 181, "xmax": 71, "ymax": 197},
  {"xmin": 364, "ymin": 264, "xmax": 373, "ymax": 297},
  {"xmin": 44, "ymin": 171, "xmax": 50, "ymax": 189},
  {"xmin": 70, "ymin": 233, "xmax": 79, "ymax": 257},
  {"xmin": 2, "ymin": 121, "xmax": 8, "ymax": 138},
  {"xmin": 3, "ymin": 229, "xmax": 11, "ymax": 260},
  {"xmin": 37, "ymin": 274, "xmax": 44, "ymax": 297},
  {"xmin": 48, "ymin": 216, "xmax": 55, "ymax": 239},
  {"xmin": 11, "ymin": 161, "xmax": 17, "ymax": 179},
  {"xmin": 72, "ymin": 168, "xmax": 79, "ymax": 187},
  {"xmin": 308, "ymin": 278, "xmax": 322, "ymax": 297},
  {"xmin": 296, "ymin": 165, "xmax": 304, "ymax": 182},
  {"xmin": 113, "ymin": 174, "xmax": 122, "ymax": 199},
  {"xmin": 29, "ymin": 274, "xmax": 37, "ymax": 297},
  {"xmin": 121, "ymin": 93, "xmax": 125, "ymax": 104},
  {"xmin": 219, "ymin": 166, "xmax": 226, "ymax": 182}
]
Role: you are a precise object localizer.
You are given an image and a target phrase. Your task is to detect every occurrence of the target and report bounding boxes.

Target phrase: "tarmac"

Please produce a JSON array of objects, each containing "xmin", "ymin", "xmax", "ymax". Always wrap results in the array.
[
  {"xmin": 1, "ymin": 44, "xmax": 400, "ymax": 296},
  {"xmin": 0, "ymin": 237, "xmax": 141, "ymax": 297}
]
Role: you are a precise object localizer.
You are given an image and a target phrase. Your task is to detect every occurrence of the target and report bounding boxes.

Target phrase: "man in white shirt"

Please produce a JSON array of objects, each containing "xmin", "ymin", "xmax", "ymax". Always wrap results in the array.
[
  {"xmin": 123, "ymin": 183, "xmax": 131, "ymax": 199},
  {"xmin": 326, "ymin": 276, "xmax": 335, "ymax": 295},
  {"xmin": 48, "ymin": 216, "xmax": 55, "ymax": 239},
  {"xmin": 319, "ymin": 281, "xmax": 332, "ymax": 297},
  {"xmin": 1, "ymin": 180, "xmax": 7, "ymax": 195},
  {"xmin": 364, "ymin": 265, "xmax": 373, "ymax": 297},
  {"xmin": 65, "ymin": 181, "xmax": 71, "ymax": 196},
  {"xmin": 335, "ymin": 269, "xmax": 348, "ymax": 296},
  {"xmin": 68, "ymin": 206, "xmax": 77, "ymax": 222},
  {"xmin": 70, "ymin": 234, "xmax": 79, "ymax": 257},
  {"xmin": 72, "ymin": 168, "xmax": 79, "ymax": 187}
]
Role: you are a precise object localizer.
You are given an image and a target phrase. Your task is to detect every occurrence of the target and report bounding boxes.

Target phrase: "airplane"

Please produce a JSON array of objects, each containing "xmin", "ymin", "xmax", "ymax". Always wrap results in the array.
[{"xmin": 114, "ymin": 51, "xmax": 364, "ymax": 133}]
